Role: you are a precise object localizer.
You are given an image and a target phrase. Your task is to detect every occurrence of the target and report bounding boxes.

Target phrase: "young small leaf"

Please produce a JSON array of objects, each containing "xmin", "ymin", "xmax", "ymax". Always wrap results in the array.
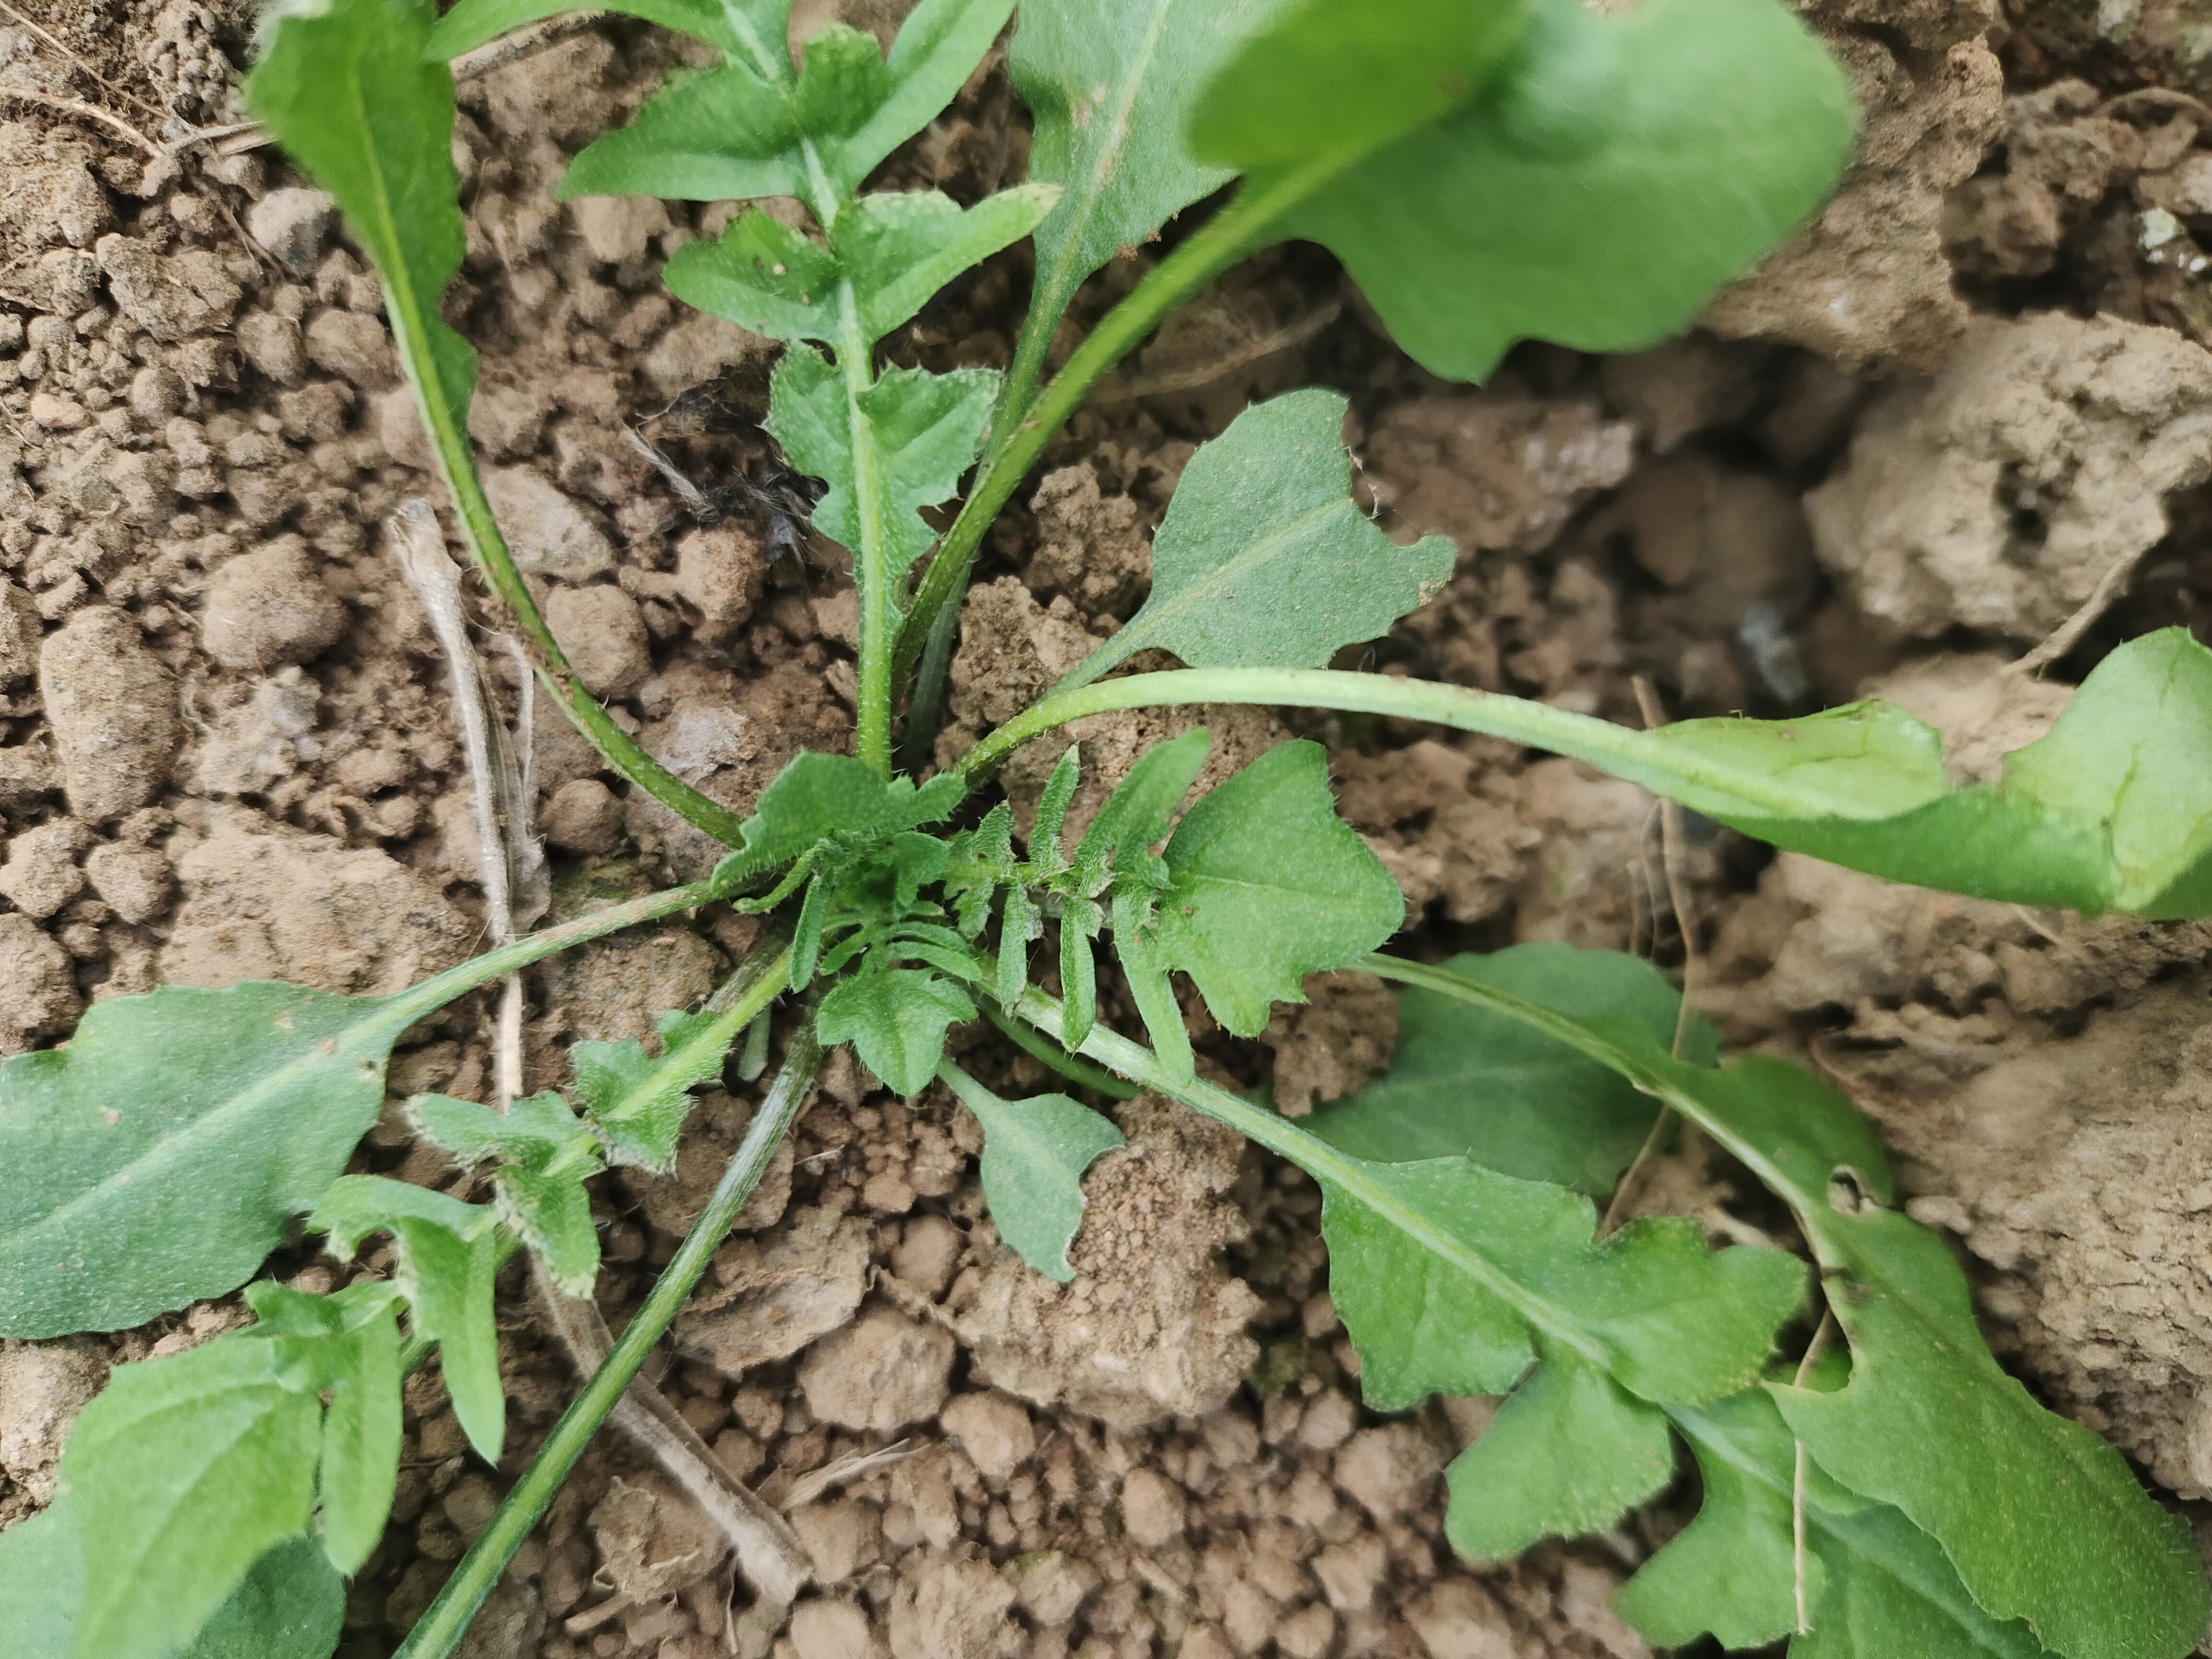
[
  {"xmin": 769, "ymin": 350, "xmax": 999, "ymax": 596},
  {"xmin": 996, "ymin": 884, "xmax": 1041, "ymax": 1007},
  {"xmin": 1191, "ymin": 0, "xmax": 1854, "ymax": 381},
  {"xmin": 717, "ymin": 752, "xmax": 968, "ymax": 879},
  {"xmin": 1059, "ymin": 909, "xmax": 1100, "ymax": 1054},
  {"xmin": 552, "ymin": 0, "xmax": 1011, "ymax": 207},
  {"xmin": 58, "ymin": 1337, "xmax": 322, "ymax": 1659},
  {"xmin": 0, "ymin": 982, "xmax": 400, "ymax": 1338},
  {"xmin": 431, "ymin": 0, "xmax": 771, "ymax": 60},
  {"xmin": 0, "ymin": 1505, "xmax": 346, "ymax": 1659},
  {"xmin": 1057, "ymin": 390, "xmax": 1455, "ymax": 692},
  {"xmin": 1075, "ymin": 727, "xmax": 1210, "ymax": 878},
  {"xmin": 1029, "ymin": 745, "xmax": 1083, "ymax": 871},
  {"xmin": 310, "ymin": 1176, "xmax": 504, "ymax": 1463},
  {"xmin": 242, "ymin": 1281, "xmax": 404, "ymax": 1576},
  {"xmin": 944, "ymin": 803, "xmax": 1015, "ymax": 938},
  {"xmin": 1618, "ymin": 1388, "xmax": 2056, "ymax": 1659},
  {"xmin": 668, "ymin": 186, "xmax": 1058, "ymax": 350},
  {"xmin": 938, "ymin": 1060, "xmax": 1124, "ymax": 1281},
  {"xmin": 816, "ymin": 968, "xmax": 978, "ymax": 1096},
  {"xmin": 1306, "ymin": 944, "xmax": 1710, "ymax": 1192},
  {"xmin": 1148, "ymin": 740, "xmax": 1405, "ymax": 1039},
  {"xmin": 573, "ymin": 1001, "xmax": 757, "ymax": 1172},
  {"xmin": 414, "ymin": 1090, "xmax": 605, "ymax": 1295},
  {"xmin": 1442, "ymin": 1343, "xmax": 1673, "ymax": 1562}
]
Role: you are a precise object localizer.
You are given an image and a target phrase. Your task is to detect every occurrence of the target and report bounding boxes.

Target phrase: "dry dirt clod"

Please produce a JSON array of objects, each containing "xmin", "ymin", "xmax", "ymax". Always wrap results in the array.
[
  {"xmin": 1807, "ymin": 311, "xmax": 2212, "ymax": 642},
  {"xmin": 0, "ymin": 1337, "xmax": 108, "ymax": 1506},
  {"xmin": 484, "ymin": 464, "xmax": 617, "ymax": 581},
  {"xmin": 544, "ymin": 581, "xmax": 652, "ymax": 698},
  {"xmin": 39, "ymin": 607, "xmax": 181, "ymax": 823},
  {"xmin": 0, "ymin": 817, "xmax": 92, "ymax": 920},
  {"xmin": 798, "ymin": 1305, "xmax": 957, "ymax": 1433},
  {"xmin": 678, "ymin": 1206, "xmax": 873, "ymax": 1378},
  {"xmin": 198, "ymin": 536, "xmax": 348, "ymax": 671}
]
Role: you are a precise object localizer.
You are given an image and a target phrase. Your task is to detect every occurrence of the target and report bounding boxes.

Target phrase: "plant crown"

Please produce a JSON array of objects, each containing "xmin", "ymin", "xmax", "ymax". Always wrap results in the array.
[{"xmin": 2, "ymin": 2, "xmax": 2208, "ymax": 1658}]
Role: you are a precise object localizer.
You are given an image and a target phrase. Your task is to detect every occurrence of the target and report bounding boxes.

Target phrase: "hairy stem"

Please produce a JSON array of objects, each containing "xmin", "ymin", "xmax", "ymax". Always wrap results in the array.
[
  {"xmin": 841, "ymin": 294, "xmax": 896, "ymax": 775},
  {"xmin": 953, "ymin": 667, "xmax": 1845, "ymax": 824},
  {"xmin": 394, "ymin": 988, "xmax": 819, "ymax": 1659},
  {"xmin": 978, "ymin": 996, "xmax": 1139, "ymax": 1099},
  {"xmin": 893, "ymin": 158, "xmax": 1343, "ymax": 758}
]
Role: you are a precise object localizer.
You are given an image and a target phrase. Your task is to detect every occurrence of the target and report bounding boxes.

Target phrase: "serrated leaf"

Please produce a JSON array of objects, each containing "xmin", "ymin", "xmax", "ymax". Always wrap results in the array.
[
  {"xmin": 0, "ymin": 983, "xmax": 403, "ymax": 1338},
  {"xmin": 1325, "ymin": 1155, "xmax": 1805, "ymax": 1411},
  {"xmin": 1029, "ymin": 745, "xmax": 1082, "ymax": 871},
  {"xmin": 945, "ymin": 803, "xmax": 1014, "ymax": 938},
  {"xmin": 1307, "ymin": 944, "xmax": 1710, "ymax": 1193},
  {"xmin": 1008, "ymin": 0, "xmax": 1289, "ymax": 363},
  {"xmin": 309, "ymin": 1176, "xmax": 504, "ymax": 1463},
  {"xmin": 1442, "ymin": 1343, "xmax": 1673, "ymax": 1561},
  {"xmin": 1191, "ymin": 0, "xmax": 1854, "ymax": 382},
  {"xmin": 573, "ymin": 1000, "xmax": 757, "ymax": 1172},
  {"xmin": 1146, "ymin": 740, "xmax": 1404, "ymax": 1040},
  {"xmin": 550, "ymin": 0, "xmax": 1011, "ymax": 207},
  {"xmin": 0, "ymin": 1507, "xmax": 345, "ymax": 1659},
  {"xmin": 1617, "ymin": 1388, "xmax": 2056, "ymax": 1659},
  {"xmin": 246, "ymin": 0, "xmax": 474, "ymax": 436},
  {"xmin": 57, "ymin": 1337, "xmax": 321, "ymax": 1659},
  {"xmin": 996, "ymin": 884, "xmax": 1041, "ymax": 1007},
  {"xmin": 414, "ymin": 1091, "xmax": 603, "ymax": 1294},
  {"xmin": 816, "ymin": 968, "xmax": 977, "ymax": 1096},
  {"xmin": 1075, "ymin": 726, "xmax": 1209, "ymax": 881},
  {"xmin": 717, "ymin": 753, "xmax": 969, "ymax": 882},
  {"xmin": 1059, "ymin": 390, "xmax": 1455, "ymax": 691},
  {"xmin": 668, "ymin": 186, "xmax": 1058, "ymax": 350},
  {"xmin": 769, "ymin": 349, "xmax": 999, "ymax": 595},
  {"xmin": 939, "ymin": 1062, "xmax": 1123, "ymax": 1281}
]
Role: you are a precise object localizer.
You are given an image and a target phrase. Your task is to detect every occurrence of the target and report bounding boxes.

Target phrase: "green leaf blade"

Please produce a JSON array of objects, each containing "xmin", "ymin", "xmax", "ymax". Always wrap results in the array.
[
  {"xmin": 1443, "ymin": 1345, "xmax": 1673, "ymax": 1562},
  {"xmin": 428, "ymin": 0, "xmax": 766, "ymax": 60},
  {"xmin": 1195, "ymin": 0, "xmax": 1853, "ymax": 382},
  {"xmin": 1063, "ymin": 390, "xmax": 1455, "ymax": 691},
  {"xmin": 1306, "ymin": 944, "xmax": 1706, "ymax": 1193},
  {"xmin": 246, "ymin": 0, "xmax": 476, "ymax": 431},
  {"xmin": 0, "ymin": 983, "xmax": 396, "ymax": 1338},
  {"xmin": 562, "ymin": 63, "xmax": 808, "ymax": 203},
  {"xmin": 1151, "ymin": 740, "xmax": 1405, "ymax": 1037},
  {"xmin": 61, "ymin": 1339, "xmax": 322, "ymax": 1659},
  {"xmin": 310, "ymin": 1291, "xmax": 403, "ymax": 1575},
  {"xmin": 939, "ymin": 1064, "xmax": 1124, "ymax": 1281},
  {"xmin": 816, "ymin": 968, "xmax": 977, "ymax": 1096}
]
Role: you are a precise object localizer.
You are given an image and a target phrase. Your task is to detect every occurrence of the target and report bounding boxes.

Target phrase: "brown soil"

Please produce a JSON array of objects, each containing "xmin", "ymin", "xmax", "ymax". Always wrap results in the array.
[{"xmin": 5, "ymin": 2, "xmax": 2212, "ymax": 1658}]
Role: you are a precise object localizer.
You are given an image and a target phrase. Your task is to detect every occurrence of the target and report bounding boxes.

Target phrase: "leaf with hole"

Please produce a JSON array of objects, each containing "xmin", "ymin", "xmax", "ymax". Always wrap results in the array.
[
  {"xmin": 1616, "ymin": 1387, "xmax": 2057, "ymax": 1659},
  {"xmin": 1306, "ymin": 944, "xmax": 1711, "ymax": 1193},
  {"xmin": 1057, "ymin": 390, "xmax": 1455, "ymax": 692},
  {"xmin": 938, "ymin": 1061, "xmax": 1124, "ymax": 1281}
]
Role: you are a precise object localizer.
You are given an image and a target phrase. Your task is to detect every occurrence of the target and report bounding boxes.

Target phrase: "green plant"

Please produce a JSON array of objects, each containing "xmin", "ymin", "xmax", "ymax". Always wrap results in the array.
[{"xmin": 2, "ymin": 1, "xmax": 2209, "ymax": 1657}]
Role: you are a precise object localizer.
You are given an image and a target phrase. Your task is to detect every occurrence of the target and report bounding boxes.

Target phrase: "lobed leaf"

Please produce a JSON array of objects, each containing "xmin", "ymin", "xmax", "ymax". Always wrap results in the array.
[
  {"xmin": 310, "ymin": 1176, "xmax": 505, "ymax": 1463},
  {"xmin": 769, "ymin": 350, "xmax": 999, "ymax": 601},
  {"xmin": 56, "ymin": 1337, "xmax": 321, "ymax": 1659},
  {"xmin": 668, "ymin": 185, "xmax": 1058, "ymax": 350},
  {"xmin": 0, "ymin": 982, "xmax": 401, "ymax": 1338},
  {"xmin": 1325, "ymin": 1156, "xmax": 1804, "ymax": 1411},
  {"xmin": 1442, "ymin": 1344, "xmax": 1673, "ymax": 1562},
  {"xmin": 572, "ymin": 1004, "xmax": 755, "ymax": 1172},
  {"xmin": 0, "ymin": 1508, "xmax": 344, "ymax": 1659},
  {"xmin": 1191, "ymin": 0, "xmax": 1855, "ymax": 382},
  {"xmin": 1618, "ymin": 1388, "xmax": 2056, "ymax": 1659},
  {"xmin": 1056, "ymin": 391, "xmax": 1455, "ymax": 692},
  {"xmin": 714, "ymin": 752, "xmax": 967, "ymax": 884},
  {"xmin": 938, "ymin": 1061, "xmax": 1124, "ymax": 1281},
  {"xmin": 1306, "ymin": 944, "xmax": 1709, "ymax": 1192},
  {"xmin": 816, "ymin": 967, "xmax": 978, "ymax": 1096},
  {"xmin": 414, "ymin": 1090, "xmax": 604, "ymax": 1293},
  {"xmin": 1141, "ymin": 740, "xmax": 1405, "ymax": 1050},
  {"xmin": 1008, "ymin": 0, "xmax": 1290, "ymax": 369}
]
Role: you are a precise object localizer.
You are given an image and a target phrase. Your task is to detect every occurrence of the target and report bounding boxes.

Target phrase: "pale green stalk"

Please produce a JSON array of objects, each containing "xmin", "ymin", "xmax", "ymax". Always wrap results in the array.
[
  {"xmin": 953, "ymin": 666, "xmax": 1824, "ymax": 821},
  {"xmin": 894, "ymin": 157, "xmax": 1348, "ymax": 757},
  {"xmin": 394, "ymin": 963, "xmax": 814, "ymax": 1659}
]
